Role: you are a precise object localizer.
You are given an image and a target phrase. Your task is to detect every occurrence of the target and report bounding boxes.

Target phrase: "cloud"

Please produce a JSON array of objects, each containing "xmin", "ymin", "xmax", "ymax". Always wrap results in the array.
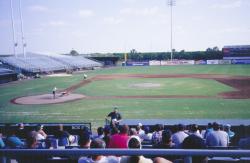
[
  {"xmin": 48, "ymin": 21, "xmax": 68, "ymax": 27},
  {"xmin": 211, "ymin": 0, "xmax": 242, "ymax": 9},
  {"xmin": 219, "ymin": 27, "xmax": 250, "ymax": 33},
  {"xmin": 120, "ymin": 6, "xmax": 160, "ymax": 16},
  {"xmin": 103, "ymin": 17, "xmax": 123, "ymax": 25},
  {"xmin": 79, "ymin": 10, "xmax": 94, "ymax": 18},
  {"xmin": 28, "ymin": 5, "xmax": 48, "ymax": 12}
]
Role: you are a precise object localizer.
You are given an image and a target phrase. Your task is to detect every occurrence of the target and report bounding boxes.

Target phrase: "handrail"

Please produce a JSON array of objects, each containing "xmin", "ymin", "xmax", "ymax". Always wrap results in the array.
[{"xmin": 1, "ymin": 149, "xmax": 250, "ymax": 157}]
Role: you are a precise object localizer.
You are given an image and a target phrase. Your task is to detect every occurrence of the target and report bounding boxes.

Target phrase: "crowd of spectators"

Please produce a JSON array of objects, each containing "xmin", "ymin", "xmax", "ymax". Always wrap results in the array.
[{"xmin": 0, "ymin": 121, "xmax": 249, "ymax": 163}]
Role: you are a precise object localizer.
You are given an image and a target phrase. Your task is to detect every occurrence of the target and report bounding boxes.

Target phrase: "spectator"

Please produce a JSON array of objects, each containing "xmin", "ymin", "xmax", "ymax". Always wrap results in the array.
[
  {"xmin": 78, "ymin": 139, "xmax": 119, "ymax": 163},
  {"xmin": 154, "ymin": 130, "xmax": 174, "ymax": 149},
  {"xmin": 203, "ymin": 123, "xmax": 213, "ymax": 139},
  {"xmin": 153, "ymin": 130, "xmax": 176, "ymax": 162},
  {"xmin": 142, "ymin": 126, "xmax": 153, "ymax": 142},
  {"xmin": 6, "ymin": 127, "xmax": 24, "ymax": 148},
  {"xmin": 172, "ymin": 124, "xmax": 188, "ymax": 148},
  {"xmin": 103, "ymin": 126, "xmax": 111, "ymax": 147},
  {"xmin": 136, "ymin": 123, "xmax": 145, "ymax": 139},
  {"xmin": 26, "ymin": 131, "xmax": 40, "ymax": 149},
  {"xmin": 189, "ymin": 124, "xmax": 202, "ymax": 138},
  {"xmin": 154, "ymin": 157, "xmax": 173, "ymax": 163},
  {"xmin": 54, "ymin": 124, "xmax": 70, "ymax": 146},
  {"xmin": 206, "ymin": 122, "xmax": 229, "ymax": 147},
  {"xmin": 93, "ymin": 127, "xmax": 104, "ymax": 140},
  {"xmin": 109, "ymin": 124, "xmax": 130, "ymax": 148},
  {"xmin": 35, "ymin": 124, "xmax": 47, "ymax": 141},
  {"xmin": 152, "ymin": 124, "xmax": 164, "ymax": 145},
  {"xmin": 0, "ymin": 130, "xmax": 5, "ymax": 148},
  {"xmin": 79, "ymin": 131, "xmax": 92, "ymax": 148},
  {"xmin": 16, "ymin": 123, "xmax": 27, "ymax": 139},
  {"xmin": 120, "ymin": 137, "xmax": 153, "ymax": 163},
  {"xmin": 224, "ymin": 124, "xmax": 235, "ymax": 140},
  {"xmin": 183, "ymin": 134, "xmax": 208, "ymax": 163}
]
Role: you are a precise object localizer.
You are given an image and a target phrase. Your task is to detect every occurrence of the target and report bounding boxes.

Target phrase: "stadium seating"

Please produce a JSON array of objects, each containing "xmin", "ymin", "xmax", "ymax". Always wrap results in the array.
[{"xmin": 0, "ymin": 53, "xmax": 102, "ymax": 73}]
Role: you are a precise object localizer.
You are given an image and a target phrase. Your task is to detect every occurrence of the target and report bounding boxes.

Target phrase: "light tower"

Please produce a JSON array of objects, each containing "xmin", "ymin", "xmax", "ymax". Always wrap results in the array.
[
  {"xmin": 18, "ymin": 0, "xmax": 26, "ymax": 58},
  {"xmin": 10, "ymin": 0, "xmax": 17, "ymax": 57},
  {"xmin": 168, "ymin": 0, "xmax": 175, "ymax": 61}
]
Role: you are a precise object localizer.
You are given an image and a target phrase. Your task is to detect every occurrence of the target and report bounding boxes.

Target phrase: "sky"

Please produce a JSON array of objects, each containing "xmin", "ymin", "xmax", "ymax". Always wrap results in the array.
[{"xmin": 0, "ymin": 0, "xmax": 250, "ymax": 55}]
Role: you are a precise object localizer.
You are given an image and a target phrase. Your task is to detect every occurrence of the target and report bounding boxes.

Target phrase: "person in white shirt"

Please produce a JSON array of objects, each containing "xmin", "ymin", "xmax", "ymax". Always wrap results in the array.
[
  {"xmin": 172, "ymin": 124, "xmax": 188, "ymax": 148},
  {"xmin": 206, "ymin": 122, "xmax": 229, "ymax": 147}
]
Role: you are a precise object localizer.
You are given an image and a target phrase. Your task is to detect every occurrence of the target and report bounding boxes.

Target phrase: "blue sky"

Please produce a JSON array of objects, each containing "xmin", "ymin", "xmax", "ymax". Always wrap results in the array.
[{"xmin": 0, "ymin": 0, "xmax": 250, "ymax": 54}]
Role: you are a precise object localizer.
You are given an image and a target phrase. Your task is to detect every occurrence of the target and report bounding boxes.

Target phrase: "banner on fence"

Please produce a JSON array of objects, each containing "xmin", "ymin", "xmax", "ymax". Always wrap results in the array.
[
  {"xmin": 218, "ymin": 60, "xmax": 232, "ymax": 65},
  {"xmin": 207, "ymin": 60, "xmax": 219, "ymax": 65},
  {"xmin": 195, "ymin": 60, "xmax": 207, "ymax": 65},
  {"xmin": 231, "ymin": 59, "xmax": 250, "ymax": 64},
  {"xmin": 126, "ymin": 61, "xmax": 149, "ymax": 66},
  {"xmin": 149, "ymin": 60, "xmax": 161, "ymax": 66}
]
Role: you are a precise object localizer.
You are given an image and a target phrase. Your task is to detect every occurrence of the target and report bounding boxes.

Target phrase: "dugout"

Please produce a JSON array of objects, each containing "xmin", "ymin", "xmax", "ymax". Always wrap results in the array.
[{"xmin": 87, "ymin": 56, "xmax": 119, "ymax": 66}]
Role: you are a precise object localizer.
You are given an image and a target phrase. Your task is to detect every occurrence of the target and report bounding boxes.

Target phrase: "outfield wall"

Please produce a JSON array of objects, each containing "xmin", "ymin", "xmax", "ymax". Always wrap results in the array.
[{"xmin": 125, "ymin": 59, "xmax": 250, "ymax": 66}]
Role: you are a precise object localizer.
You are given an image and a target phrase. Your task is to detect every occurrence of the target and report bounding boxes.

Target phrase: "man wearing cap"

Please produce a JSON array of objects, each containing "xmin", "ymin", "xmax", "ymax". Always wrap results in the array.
[{"xmin": 107, "ymin": 107, "xmax": 122, "ymax": 127}]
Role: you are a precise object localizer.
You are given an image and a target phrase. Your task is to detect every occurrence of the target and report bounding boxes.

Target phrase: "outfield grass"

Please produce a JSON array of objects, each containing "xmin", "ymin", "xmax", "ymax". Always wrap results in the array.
[
  {"xmin": 0, "ymin": 65, "xmax": 250, "ymax": 129},
  {"xmin": 76, "ymin": 78, "xmax": 234, "ymax": 96}
]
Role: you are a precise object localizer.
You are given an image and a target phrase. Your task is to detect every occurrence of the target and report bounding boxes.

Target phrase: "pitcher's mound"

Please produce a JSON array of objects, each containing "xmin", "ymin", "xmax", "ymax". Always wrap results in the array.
[{"xmin": 12, "ymin": 93, "xmax": 85, "ymax": 105}]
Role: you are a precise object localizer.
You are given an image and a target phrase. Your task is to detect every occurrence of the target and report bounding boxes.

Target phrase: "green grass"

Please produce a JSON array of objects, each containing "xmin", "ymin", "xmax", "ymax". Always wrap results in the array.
[
  {"xmin": 76, "ymin": 78, "xmax": 234, "ymax": 96},
  {"xmin": 0, "ymin": 65, "xmax": 250, "ymax": 129}
]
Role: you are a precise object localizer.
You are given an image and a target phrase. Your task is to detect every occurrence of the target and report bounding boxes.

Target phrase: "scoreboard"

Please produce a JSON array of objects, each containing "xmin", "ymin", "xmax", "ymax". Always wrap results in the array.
[{"xmin": 223, "ymin": 45, "xmax": 250, "ymax": 59}]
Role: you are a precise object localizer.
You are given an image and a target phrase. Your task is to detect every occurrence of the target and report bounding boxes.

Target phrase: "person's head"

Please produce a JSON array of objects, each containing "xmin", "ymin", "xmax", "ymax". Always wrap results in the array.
[
  {"xmin": 191, "ymin": 124, "xmax": 199, "ymax": 132},
  {"xmin": 58, "ymin": 124, "xmax": 63, "ymax": 131},
  {"xmin": 90, "ymin": 139, "xmax": 106, "ymax": 160},
  {"xmin": 183, "ymin": 135, "xmax": 207, "ymax": 163},
  {"xmin": 114, "ymin": 107, "xmax": 118, "ymax": 113},
  {"xmin": 130, "ymin": 128, "xmax": 138, "ymax": 136},
  {"xmin": 127, "ymin": 137, "xmax": 142, "ymax": 163},
  {"xmin": 212, "ymin": 122, "xmax": 220, "ymax": 131},
  {"xmin": 155, "ymin": 124, "xmax": 163, "ymax": 132},
  {"xmin": 144, "ymin": 126, "xmax": 150, "ymax": 134},
  {"xmin": 128, "ymin": 137, "xmax": 141, "ymax": 149},
  {"xmin": 224, "ymin": 124, "xmax": 231, "ymax": 131},
  {"xmin": 119, "ymin": 125, "xmax": 129, "ymax": 134},
  {"xmin": 97, "ymin": 127, "xmax": 104, "ymax": 136},
  {"xmin": 177, "ymin": 124, "xmax": 185, "ymax": 131},
  {"xmin": 207, "ymin": 123, "xmax": 212, "ymax": 129},
  {"xmin": 36, "ymin": 124, "xmax": 44, "ymax": 131},
  {"xmin": 162, "ymin": 130, "xmax": 172, "ymax": 144},
  {"xmin": 79, "ymin": 132, "xmax": 91, "ymax": 148},
  {"xmin": 18, "ymin": 123, "xmax": 24, "ymax": 130},
  {"xmin": 26, "ymin": 131, "xmax": 38, "ymax": 149}
]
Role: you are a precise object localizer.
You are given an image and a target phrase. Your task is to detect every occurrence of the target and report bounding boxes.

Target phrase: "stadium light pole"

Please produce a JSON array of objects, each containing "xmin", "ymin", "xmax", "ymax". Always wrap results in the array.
[
  {"xmin": 168, "ymin": 0, "xmax": 175, "ymax": 61},
  {"xmin": 10, "ymin": 0, "xmax": 17, "ymax": 57},
  {"xmin": 18, "ymin": 0, "xmax": 26, "ymax": 58}
]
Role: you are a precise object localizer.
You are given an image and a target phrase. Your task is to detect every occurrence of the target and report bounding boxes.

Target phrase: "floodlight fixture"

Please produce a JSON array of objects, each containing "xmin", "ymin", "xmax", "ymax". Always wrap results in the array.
[{"xmin": 10, "ymin": 0, "xmax": 17, "ymax": 57}]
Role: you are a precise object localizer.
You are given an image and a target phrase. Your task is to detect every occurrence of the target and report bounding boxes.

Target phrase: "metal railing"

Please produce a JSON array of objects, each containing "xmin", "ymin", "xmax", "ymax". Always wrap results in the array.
[{"xmin": 1, "ymin": 149, "xmax": 250, "ymax": 163}]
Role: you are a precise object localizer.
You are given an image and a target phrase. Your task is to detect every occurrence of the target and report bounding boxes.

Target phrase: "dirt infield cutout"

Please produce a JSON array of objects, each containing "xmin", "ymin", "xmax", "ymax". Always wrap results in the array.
[{"xmin": 12, "ymin": 74, "xmax": 250, "ymax": 105}]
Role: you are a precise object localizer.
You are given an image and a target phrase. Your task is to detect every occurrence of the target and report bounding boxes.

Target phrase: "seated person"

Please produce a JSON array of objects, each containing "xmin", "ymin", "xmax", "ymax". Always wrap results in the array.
[
  {"xmin": 182, "ymin": 134, "xmax": 208, "ymax": 163},
  {"xmin": 120, "ymin": 137, "xmax": 153, "ymax": 163},
  {"xmin": 78, "ymin": 139, "xmax": 119, "ymax": 163},
  {"xmin": 6, "ymin": 127, "xmax": 24, "ymax": 148},
  {"xmin": 54, "ymin": 124, "xmax": 70, "ymax": 146}
]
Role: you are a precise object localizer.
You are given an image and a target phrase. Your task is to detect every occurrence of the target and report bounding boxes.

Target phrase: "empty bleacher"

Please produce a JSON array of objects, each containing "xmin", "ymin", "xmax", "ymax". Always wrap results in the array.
[{"xmin": 0, "ymin": 53, "xmax": 102, "ymax": 74}]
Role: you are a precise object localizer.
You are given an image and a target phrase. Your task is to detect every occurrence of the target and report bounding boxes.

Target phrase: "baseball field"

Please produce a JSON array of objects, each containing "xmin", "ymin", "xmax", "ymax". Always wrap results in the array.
[{"xmin": 0, "ymin": 64, "xmax": 250, "ymax": 128}]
